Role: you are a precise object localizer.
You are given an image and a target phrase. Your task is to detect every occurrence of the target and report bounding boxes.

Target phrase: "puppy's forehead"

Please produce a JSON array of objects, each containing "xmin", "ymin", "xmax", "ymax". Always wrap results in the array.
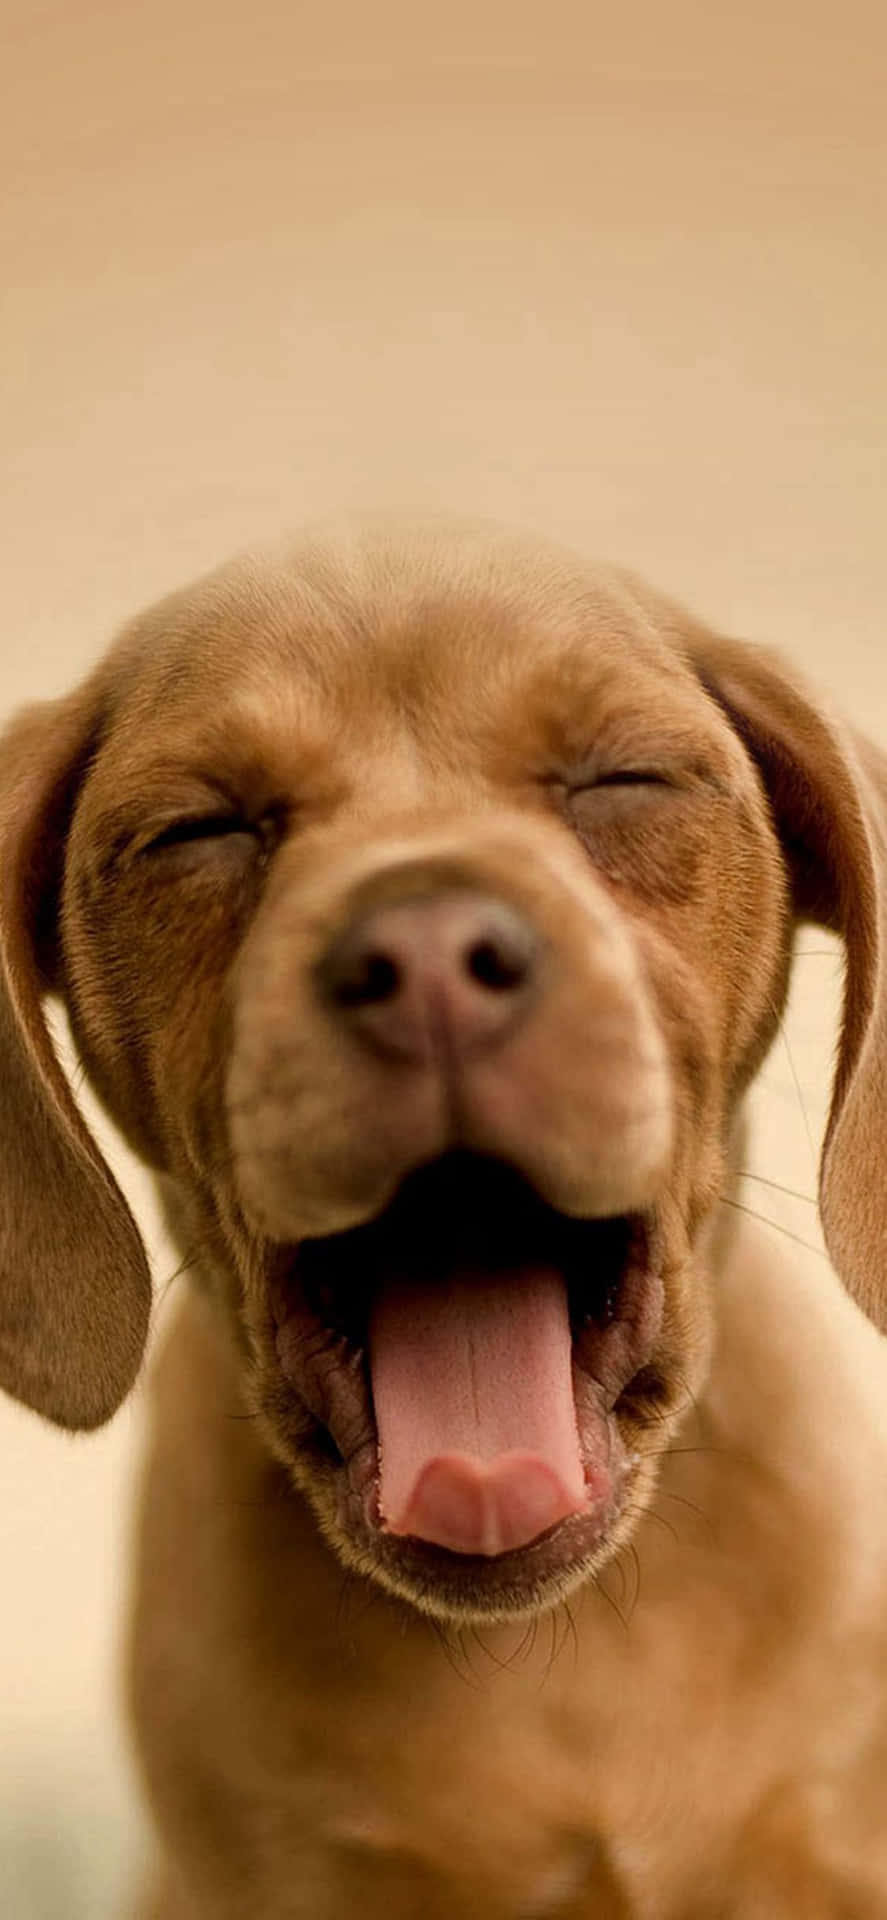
[{"xmin": 109, "ymin": 526, "xmax": 700, "ymax": 738}]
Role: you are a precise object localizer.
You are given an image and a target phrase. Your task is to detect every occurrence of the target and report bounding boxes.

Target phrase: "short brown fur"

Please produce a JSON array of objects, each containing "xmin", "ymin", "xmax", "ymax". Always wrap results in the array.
[{"xmin": 2, "ymin": 520, "xmax": 887, "ymax": 1916}]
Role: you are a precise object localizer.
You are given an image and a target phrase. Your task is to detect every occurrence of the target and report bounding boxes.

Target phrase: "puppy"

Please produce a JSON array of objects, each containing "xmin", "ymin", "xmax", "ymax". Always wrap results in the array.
[{"xmin": 2, "ymin": 521, "xmax": 887, "ymax": 1917}]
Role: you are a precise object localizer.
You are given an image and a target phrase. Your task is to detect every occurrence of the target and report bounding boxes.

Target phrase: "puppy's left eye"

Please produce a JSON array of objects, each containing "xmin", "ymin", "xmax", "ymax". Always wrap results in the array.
[
  {"xmin": 564, "ymin": 767, "xmax": 706, "ymax": 903},
  {"xmin": 565, "ymin": 770, "xmax": 678, "ymax": 830},
  {"xmin": 572, "ymin": 769, "xmax": 674, "ymax": 796}
]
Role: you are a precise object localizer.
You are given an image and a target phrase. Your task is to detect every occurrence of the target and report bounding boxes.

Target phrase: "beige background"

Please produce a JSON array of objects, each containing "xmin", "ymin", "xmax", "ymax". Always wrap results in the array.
[{"xmin": 1, "ymin": 2, "xmax": 885, "ymax": 1912}]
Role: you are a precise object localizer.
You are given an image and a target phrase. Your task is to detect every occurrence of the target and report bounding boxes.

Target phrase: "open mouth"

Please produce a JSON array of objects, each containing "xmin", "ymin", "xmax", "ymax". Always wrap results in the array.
[{"xmin": 272, "ymin": 1152, "xmax": 661, "ymax": 1582}]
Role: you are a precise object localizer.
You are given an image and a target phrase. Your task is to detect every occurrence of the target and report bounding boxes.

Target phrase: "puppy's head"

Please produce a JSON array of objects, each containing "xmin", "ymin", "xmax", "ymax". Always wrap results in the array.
[{"xmin": 2, "ymin": 522, "xmax": 885, "ymax": 1621}]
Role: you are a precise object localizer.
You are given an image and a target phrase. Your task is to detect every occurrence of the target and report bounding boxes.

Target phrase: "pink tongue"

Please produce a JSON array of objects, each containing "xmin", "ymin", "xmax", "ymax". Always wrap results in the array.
[{"xmin": 368, "ymin": 1266, "xmax": 588, "ymax": 1556}]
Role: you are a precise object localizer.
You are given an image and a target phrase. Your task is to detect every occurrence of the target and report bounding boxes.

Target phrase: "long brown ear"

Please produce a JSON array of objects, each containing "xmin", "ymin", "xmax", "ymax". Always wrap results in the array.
[
  {"xmin": 687, "ymin": 632, "xmax": 887, "ymax": 1328},
  {"xmin": 0, "ymin": 686, "xmax": 151, "ymax": 1428}
]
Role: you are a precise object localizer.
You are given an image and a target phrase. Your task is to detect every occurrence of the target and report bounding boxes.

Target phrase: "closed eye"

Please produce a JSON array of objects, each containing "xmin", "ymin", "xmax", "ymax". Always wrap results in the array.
[
  {"xmin": 589, "ymin": 769, "xmax": 672, "ymax": 789},
  {"xmin": 141, "ymin": 813, "xmax": 259, "ymax": 854}
]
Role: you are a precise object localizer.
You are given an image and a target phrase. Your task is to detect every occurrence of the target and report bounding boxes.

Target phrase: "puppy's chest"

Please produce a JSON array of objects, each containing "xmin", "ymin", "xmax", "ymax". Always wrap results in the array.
[
  {"xmin": 309, "ymin": 1818, "xmax": 625, "ymax": 1920},
  {"xmin": 274, "ymin": 1667, "xmax": 643, "ymax": 1919},
  {"xmin": 252, "ymin": 1589, "xmax": 886, "ymax": 1920}
]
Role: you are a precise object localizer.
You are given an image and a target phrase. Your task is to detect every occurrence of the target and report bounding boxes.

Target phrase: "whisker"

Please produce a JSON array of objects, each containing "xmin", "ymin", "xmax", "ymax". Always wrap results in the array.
[
  {"xmin": 335, "ymin": 1570, "xmax": 381, "ymax": 1644},
  {"xmin": 592, "ymin": 1571, "xmax": 630, "ymax": 1634},
  {"xmin": 561, "ymin": 1600, "xmax": 580, "ymax": 1670},
  {"xmin": 459, "ymin": 1626, "xmax": 487, "ymax": 1686},
  {"xmin": 521, "ymin": 1616, "xmax": 541, "ymax": 1668},
  {"xmin": 775, "ymin": 1009, "xmax": 819, "ymax": 1180},
  {"xmin": 624, "ymin": 1541, "xmax": 642, "ymax": 1619},
  {"xmin": 474, "ymin": 1616, "xmax": 539, "ymax": 1672},
  {"xmin": 513, "ymin": 1621, "xmax": 540, "ymax": 1670},
  {"xmin": 656, "ymin": 1488, "xmax": 711, "ymax": 1529},
  {"xmin": 538, "ymin": 1608, "xmax": 560, "ymax": 1686},
  {"xmin": 669, "ymin": 1366, "xmax": 709, "ymax": 1437},
  {"xmin": 632, "ymin": 1504, "xmax": 681, "ymax": 1549},
  {"xmin": 737, "ymin": 1171, "xmax": 817, "ymax": 1206},
  {"xmin": 428, "ymin": 1620, "xmax": 482, "ymax": 1688},
  {"xmin": 153, "ymin": 1247, "xmax": 205, "ymax": 1310},
  {"xmin": 549, "ymin": 1603, "xmax": 574, "ymax": 1674},
  {"xmin": 720, "ymin": 1195, "xmax": 829, "ymax": 1261}
]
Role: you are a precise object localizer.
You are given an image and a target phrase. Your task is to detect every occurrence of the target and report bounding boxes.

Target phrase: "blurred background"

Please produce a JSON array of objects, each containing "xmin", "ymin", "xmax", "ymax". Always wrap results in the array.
[{"xmin": 1, "ymin": 1, "xmax": 885, "ymax": 1911}]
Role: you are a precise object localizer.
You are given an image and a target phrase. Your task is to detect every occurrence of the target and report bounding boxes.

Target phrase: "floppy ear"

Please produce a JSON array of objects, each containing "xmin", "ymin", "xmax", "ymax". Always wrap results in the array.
[
  {"xmin": 0, "ymin": 685, "xmax": 152, "ymax": 1429},
  {"xmin": 687, "ymin": 632, "xmax": 887, "ymax": 1329}
]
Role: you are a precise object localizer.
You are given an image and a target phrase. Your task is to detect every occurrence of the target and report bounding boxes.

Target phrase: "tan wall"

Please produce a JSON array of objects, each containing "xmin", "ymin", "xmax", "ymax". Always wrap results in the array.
[{"xmin": 1, "ymin": 2, "xmax": 884, "ymax": 1911}]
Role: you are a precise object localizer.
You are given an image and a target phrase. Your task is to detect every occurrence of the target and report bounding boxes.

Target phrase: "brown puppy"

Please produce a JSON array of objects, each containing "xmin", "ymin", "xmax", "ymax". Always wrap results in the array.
[{"xmin": 2, "ymin": 521, "xmax": 887, "ymax": 1916}]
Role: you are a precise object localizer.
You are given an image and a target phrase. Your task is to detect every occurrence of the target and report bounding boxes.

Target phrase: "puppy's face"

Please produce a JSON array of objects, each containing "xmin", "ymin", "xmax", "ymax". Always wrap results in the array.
[{"xmin": 60, "ymin": 528, "xmax": 789, "ymax": 1620}]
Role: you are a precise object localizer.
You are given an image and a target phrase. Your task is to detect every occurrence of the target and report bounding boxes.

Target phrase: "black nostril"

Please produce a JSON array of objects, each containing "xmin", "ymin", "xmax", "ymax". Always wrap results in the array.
[
  {"xmin": 466, "ymin": 938, "xmax": 530, "ymax": 992},
  {"xmin": 331, "ymin": 950, "xmax": 401, "ymax": 1008}
]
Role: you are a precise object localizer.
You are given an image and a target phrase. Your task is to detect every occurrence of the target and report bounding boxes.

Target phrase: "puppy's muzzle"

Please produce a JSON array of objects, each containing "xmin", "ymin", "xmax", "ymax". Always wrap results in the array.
[
  {"xmin": 317, "ymin": 889, "xmax": 541, "ymax": 1064},
  {"xmin": 229, "ymin": 823, "xmax": 674, "ymax": 1244}
]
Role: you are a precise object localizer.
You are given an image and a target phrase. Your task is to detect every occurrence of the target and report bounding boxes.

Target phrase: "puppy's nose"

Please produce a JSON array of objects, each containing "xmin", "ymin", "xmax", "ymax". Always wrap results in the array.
[{"xmin": 319, "ymin": 891, "xmax": 540, "ymax": 1062}]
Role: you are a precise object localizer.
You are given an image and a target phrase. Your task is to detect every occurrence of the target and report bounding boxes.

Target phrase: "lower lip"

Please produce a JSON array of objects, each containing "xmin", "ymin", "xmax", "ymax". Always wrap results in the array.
[{"xmin": 337, "ymin": 1407, "xmax": 636, "ymax": 1577}]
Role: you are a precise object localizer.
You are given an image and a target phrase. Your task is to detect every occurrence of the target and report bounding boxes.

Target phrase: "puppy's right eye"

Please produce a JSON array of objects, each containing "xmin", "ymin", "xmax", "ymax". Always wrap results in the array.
[{"xmin": 142, "ymin": 813, "xmax": 257, "ymax": 854}]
